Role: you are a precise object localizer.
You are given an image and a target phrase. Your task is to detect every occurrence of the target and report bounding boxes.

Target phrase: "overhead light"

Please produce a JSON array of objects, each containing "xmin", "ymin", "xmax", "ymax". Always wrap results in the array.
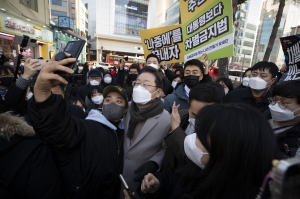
[
  {"xmin": 0, "ymin": 8, "xmax": 6, "ymax": 12},
  {"xmin": 26, "ymin": 19, "xmax": 30, "ymax": 21},
  {"xmin": 7, "ymin": 17, "xmax": 10, "ymax": 19}
]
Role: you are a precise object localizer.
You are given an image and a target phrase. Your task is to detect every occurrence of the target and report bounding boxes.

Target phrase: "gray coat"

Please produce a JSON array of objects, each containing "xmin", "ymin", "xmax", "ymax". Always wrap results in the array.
[
  {"xmin": 163, "ymin": 83, "xmax": 189, "ymax": 113},
  {"xmin": 120, "ymin": 102, "xmax": 170, "ymax": 198}
]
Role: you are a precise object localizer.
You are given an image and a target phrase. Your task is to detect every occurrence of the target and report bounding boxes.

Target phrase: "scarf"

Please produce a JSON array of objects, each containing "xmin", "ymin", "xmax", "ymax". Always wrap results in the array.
[{"xmin": 127, "ymin": 98, "xmax": 164, "ymax": 139}]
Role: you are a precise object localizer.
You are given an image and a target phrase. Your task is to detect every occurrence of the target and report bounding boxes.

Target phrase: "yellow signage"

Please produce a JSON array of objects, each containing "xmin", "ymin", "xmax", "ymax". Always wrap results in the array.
[
  {"xmin": 140, "ymin": 24, "xmax": 184, "ymax": 63},
  {"xmin": 33, "ymin": 25, "xmax": 43, "ymax": 31}
]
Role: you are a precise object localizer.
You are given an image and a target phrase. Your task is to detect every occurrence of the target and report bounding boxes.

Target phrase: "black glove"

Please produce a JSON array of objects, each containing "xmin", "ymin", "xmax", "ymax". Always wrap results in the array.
[{"xmin": 133, "ymin": 161, "xmax": 159, "ymax": 182}]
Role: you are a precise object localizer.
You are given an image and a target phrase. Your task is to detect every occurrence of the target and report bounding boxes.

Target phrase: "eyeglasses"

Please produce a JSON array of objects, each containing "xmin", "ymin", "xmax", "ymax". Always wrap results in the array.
[
  {"xmin": 268, "ymin": 98, "xmax": 287, "ymax": 109},
  {"xmin": 132, "ymin": 81, "xmax": 157, "ymax": 89}
]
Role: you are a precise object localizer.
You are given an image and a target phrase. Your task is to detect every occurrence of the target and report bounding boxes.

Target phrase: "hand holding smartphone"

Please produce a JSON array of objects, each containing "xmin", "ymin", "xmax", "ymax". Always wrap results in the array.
[
  {"xmin": 54, "ymin": 40, "xmax": 86, "ymax": 75},
  {"xmin": 120, "ymin": 174, "xmax": 136, "ymax": 199}
]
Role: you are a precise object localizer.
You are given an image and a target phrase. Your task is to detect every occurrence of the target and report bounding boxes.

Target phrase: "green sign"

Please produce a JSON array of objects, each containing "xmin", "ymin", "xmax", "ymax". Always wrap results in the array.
[{"xmin": 180, "ymin": 0, "xmax": 234, "ymax": 61}]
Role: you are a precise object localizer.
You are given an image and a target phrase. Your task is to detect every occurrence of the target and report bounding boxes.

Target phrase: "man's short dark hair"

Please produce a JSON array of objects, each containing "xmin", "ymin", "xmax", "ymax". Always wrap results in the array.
[
  {"xmin": 216, "ymin": 77, "xmax": 234, "ymax": 91},
  {"xmin": 189, "ymin": 82, "xmax": 224, "ymax": 105},
  {"xmin": 139, "ymin": 66, "xmax": 163, "ymax": 89},
  {"xmin": 184, "ymin": 59, "xmax": 204, "ymax": 74},
  {"xmin": 251, "ymin": 61, "xmax": 278, "ymax": 78},
  {"xmin": 273, "ymin": 80, "xmax": 300, "ymax": 104},
  {"xmin": 129, "ymin": 64, "xmax": 141, "ymax": 74},
  {"xmin": 146, "ymin": 53, "xmax": 160, "ymax": 63}
]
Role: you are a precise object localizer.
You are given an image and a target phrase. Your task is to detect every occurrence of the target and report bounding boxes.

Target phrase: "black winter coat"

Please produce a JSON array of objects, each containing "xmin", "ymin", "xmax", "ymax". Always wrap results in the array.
[
  {"xmin": 162, "ymin": 109, "xmax": 189, "ymax": 175},
  {"xmin": 27, "ymin": 94, "xmax": 124, "ymax": 199},
  {"xmin": 138, "ymin": 162, "xmax": 270, "ymax": 199},
  {"xmin": 226, "ymin": 87, "xmax": 272, "ymax": 119},
  {"xmin": 276, "ymin": 122, "xmax": 300, "ymax": 159},
  {"xmin": 0, "ymin": 112, "xmax": 62, "ymax": 199}
]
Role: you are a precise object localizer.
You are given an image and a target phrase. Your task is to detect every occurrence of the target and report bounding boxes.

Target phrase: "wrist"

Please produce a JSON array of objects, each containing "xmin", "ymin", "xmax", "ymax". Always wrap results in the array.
[
  {"xmin": 34, "ymin": 86, "xmax": 51, "ymax": 102},
  {"xmin": 171, "ymin": 124, "xmax": 179, "ymax": 131}
]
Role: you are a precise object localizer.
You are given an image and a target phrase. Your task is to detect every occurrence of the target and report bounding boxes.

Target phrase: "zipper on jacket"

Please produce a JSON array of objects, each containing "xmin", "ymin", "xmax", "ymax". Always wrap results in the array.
[{"xmin": 109, "ymin": 130, "xmax": 124, "ymax": 199}]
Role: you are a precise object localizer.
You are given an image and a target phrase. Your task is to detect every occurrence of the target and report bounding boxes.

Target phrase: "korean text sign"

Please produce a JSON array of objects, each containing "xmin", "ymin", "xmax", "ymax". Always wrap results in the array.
[
  {"xmin": 140, "ymin": 24, "xmax": 184, "ymax": 63},
  {"xmin": 280, "ymin": 35, "xmax": 300, "ymax": 81},
  {"xmin": 180, "ymin": 0, "xmax": 234, "ymax": 61}
]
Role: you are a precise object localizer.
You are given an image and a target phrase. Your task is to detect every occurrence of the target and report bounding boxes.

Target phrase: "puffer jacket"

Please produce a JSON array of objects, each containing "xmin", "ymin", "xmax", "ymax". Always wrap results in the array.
[{"xmin": 0, "ymin": 112, "xmax": 62, "ymax": 199}]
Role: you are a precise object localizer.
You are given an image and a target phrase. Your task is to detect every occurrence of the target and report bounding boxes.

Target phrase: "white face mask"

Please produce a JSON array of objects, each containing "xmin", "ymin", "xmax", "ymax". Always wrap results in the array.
[
  {"xmin": 172, "ymin": 81, "xmax": 178, "ymax": 88},
  {"xmin": 133, "ymin": 85, "xmax": 157, "ymax": 105},
  {"xmin": 249, "ymin": 77, "xmax": 271, "ymax": 90},
  {"xmin": 82, "ymin": 108, "xmax": 86, "ymax": 113},
  {"xmin": 224, "ymin": 89, "xmax": 229, "ymax": 95},
  {"xmin": 148, "ymin": 63, "xmax": 158, "ymax": 69},
  {"xmin": 242, "ymin": 77, "xmax": 249, "ymax": 87},
  {"xmin": 78, "ymin": 66, "xmax": 83, "ymax": 70},
  {"xmin": 184, "ymin": 133, "xmax": 209, "ymax": 169},
  {"xmin": 269, "ymin": 103, "xmax": 300, "ymax": 122},
  {"xmin": 124, "ymin": 67, "xmax": 128, "ymax": 70},
  {"xmin": 90, "ymin": 80, "xmax": 100, "ymax": 86},
  {"xmin": 26, "ymin": 92, "xmax": 33, "ymax": 100},
  {"xmin": 104, "ymin": 76, "xmax": 112, "ymax": 84},
  {"xmin": 91, "ymin": 95, "xmax": 103, "ymax": 105},
  {"xmin": 10, "ymin": 62, "xmax": 14, "ymax": 66},
  {"xmin": 20, "ymin": 63, "xmax": 25, "ymax": 66}
]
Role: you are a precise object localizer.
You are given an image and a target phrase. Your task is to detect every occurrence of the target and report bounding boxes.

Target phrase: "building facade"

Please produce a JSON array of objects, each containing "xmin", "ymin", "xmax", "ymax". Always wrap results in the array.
[
  {"xmin": 253, "ymin": 0, "xmax": 300, "ymax": 67},
  {"xmin": 231, "ymin": 0, "xmax": 263, "ymax": 70},
  {"xmin": 50, "ymin": 0, "xmax": 87, "ymax": 63},
  {"xmin": 155, "ymin": 0, "xmax": 179, "ymax": 27},
  {"xmin": 0, "ymin": 0, "xmax": 54, "ymax": 62},
  {"xmin": 82, "ymin": 0, "xmax": 152, "ymax": 62}
]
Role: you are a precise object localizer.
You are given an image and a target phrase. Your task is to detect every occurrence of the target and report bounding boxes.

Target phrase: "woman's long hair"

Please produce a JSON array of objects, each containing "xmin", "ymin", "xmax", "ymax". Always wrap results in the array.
[{"xmin": 182, "ymin": 103, "xmax": 276, "ymax": 199}]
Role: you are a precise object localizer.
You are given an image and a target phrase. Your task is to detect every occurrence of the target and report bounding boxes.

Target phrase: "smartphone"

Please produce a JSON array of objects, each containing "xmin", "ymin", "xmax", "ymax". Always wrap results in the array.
[
  {"xmin": 271, "ymin": 157, "xmax": 300, "ymax": 199},
  {"xmin": 119, "ymin": 174, "xmax": 136, "ymax": 199},
  {"xmin": 62, "ymin": 40, "xmax": 86, "ymax": 69}
]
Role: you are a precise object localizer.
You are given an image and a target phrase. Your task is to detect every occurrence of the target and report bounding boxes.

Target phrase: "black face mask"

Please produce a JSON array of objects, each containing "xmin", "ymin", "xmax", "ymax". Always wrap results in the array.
[
  {"xmin": 184, "ymin": 75, "xmax": 200, "ymax": 88},
  {"xmin": 0, "ymin": 77, "xmax": 13, "ymax": 88},
  {"xmin": 129, "ymin": 74, "xmax": 138, "ymax": 81},
  {"xmin": 102, "ymin": 103, "xmax": 125, "ymax": 121}
]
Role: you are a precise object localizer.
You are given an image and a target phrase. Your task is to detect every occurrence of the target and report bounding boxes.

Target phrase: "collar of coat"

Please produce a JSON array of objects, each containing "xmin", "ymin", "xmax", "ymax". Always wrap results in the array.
[
  {"xmin": 242, "ymin": 87, "xmax": 272, "ymax": 104},
  {"xmin": 0, "ymin": 112, "xmax": 35, "ymax": 141}
]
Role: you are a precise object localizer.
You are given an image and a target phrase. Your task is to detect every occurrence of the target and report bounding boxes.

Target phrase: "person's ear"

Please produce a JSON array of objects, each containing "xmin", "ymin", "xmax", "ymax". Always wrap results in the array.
[
  {"xmin": 271, "ymin": 77, "xmax": 277, "ymax": 85},
  {"xmin": 155, "ymin": 89, "xmax": 163, "ymax": 98},
  {"xmin": 199, "ymin": 74, "xmax": 203, "ymax": 81}
]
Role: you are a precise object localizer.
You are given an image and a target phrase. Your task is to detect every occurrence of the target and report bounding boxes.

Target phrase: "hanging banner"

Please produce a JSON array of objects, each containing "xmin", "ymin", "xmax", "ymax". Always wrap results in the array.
[
  {"xmin": 140, "ymin": 24, "xmax": 184, "ymax": 63},
  {"xmin": 280, "ymin": 35, "xmax": 300, "ymax": 81},
  {"xmin": 180, "ymin": 0, "xmax": 234, "ymax": 61}
]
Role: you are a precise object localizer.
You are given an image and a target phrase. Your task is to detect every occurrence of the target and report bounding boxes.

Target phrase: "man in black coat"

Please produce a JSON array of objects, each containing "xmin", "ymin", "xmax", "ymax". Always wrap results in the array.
[
  {"xmin": 27, "ymin": 55, "xmax": 129, "ymax": 199},
  {"xmin": 0, "ymin": 112, "xmax": 62, "ymax": 199},
  {"xmin": 226, "ymin": 61, "xmax": 278, "ymax": 119},
  {"xmin": 162, "ymin": 83, "xmax": 224, "ymax": 175}
]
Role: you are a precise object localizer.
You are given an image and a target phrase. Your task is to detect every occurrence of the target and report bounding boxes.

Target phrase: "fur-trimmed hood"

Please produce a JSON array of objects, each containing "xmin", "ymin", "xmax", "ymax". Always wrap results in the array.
[{"xmin": 0, "ymin": 112, "xmax": 35, "ymax": 141}]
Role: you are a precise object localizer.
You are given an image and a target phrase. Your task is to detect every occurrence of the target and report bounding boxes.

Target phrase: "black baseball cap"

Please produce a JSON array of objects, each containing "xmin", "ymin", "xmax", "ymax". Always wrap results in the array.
[{"xmin": 103, "ymin": 86, "xmax": 129, "ymax": 106}]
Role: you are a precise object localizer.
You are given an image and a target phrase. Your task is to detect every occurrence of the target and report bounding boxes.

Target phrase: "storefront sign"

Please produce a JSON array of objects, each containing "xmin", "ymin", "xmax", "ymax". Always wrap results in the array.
[
  {"xmin": 0, "ymin": 13, "xmax": 53, "ymax": 43},
  {"xmin": 5, "ymin": 20, "xmax": 35, "ymax": 34},
  {"xmin": 180, "ymin": 0, "xmax": 234, "ymax": 61}
]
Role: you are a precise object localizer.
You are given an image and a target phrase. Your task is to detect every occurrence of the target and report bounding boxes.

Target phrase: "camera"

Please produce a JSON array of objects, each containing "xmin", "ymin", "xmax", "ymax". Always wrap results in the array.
[{"xmin": 271, "ymin": 157, "xmax": 300, "ymax": 199}]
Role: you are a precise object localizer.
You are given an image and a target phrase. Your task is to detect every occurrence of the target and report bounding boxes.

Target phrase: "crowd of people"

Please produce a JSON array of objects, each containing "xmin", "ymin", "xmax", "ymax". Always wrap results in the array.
[{"xmin": 0, "ymin": 51, "xmax": 299, "ymax": 199}]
